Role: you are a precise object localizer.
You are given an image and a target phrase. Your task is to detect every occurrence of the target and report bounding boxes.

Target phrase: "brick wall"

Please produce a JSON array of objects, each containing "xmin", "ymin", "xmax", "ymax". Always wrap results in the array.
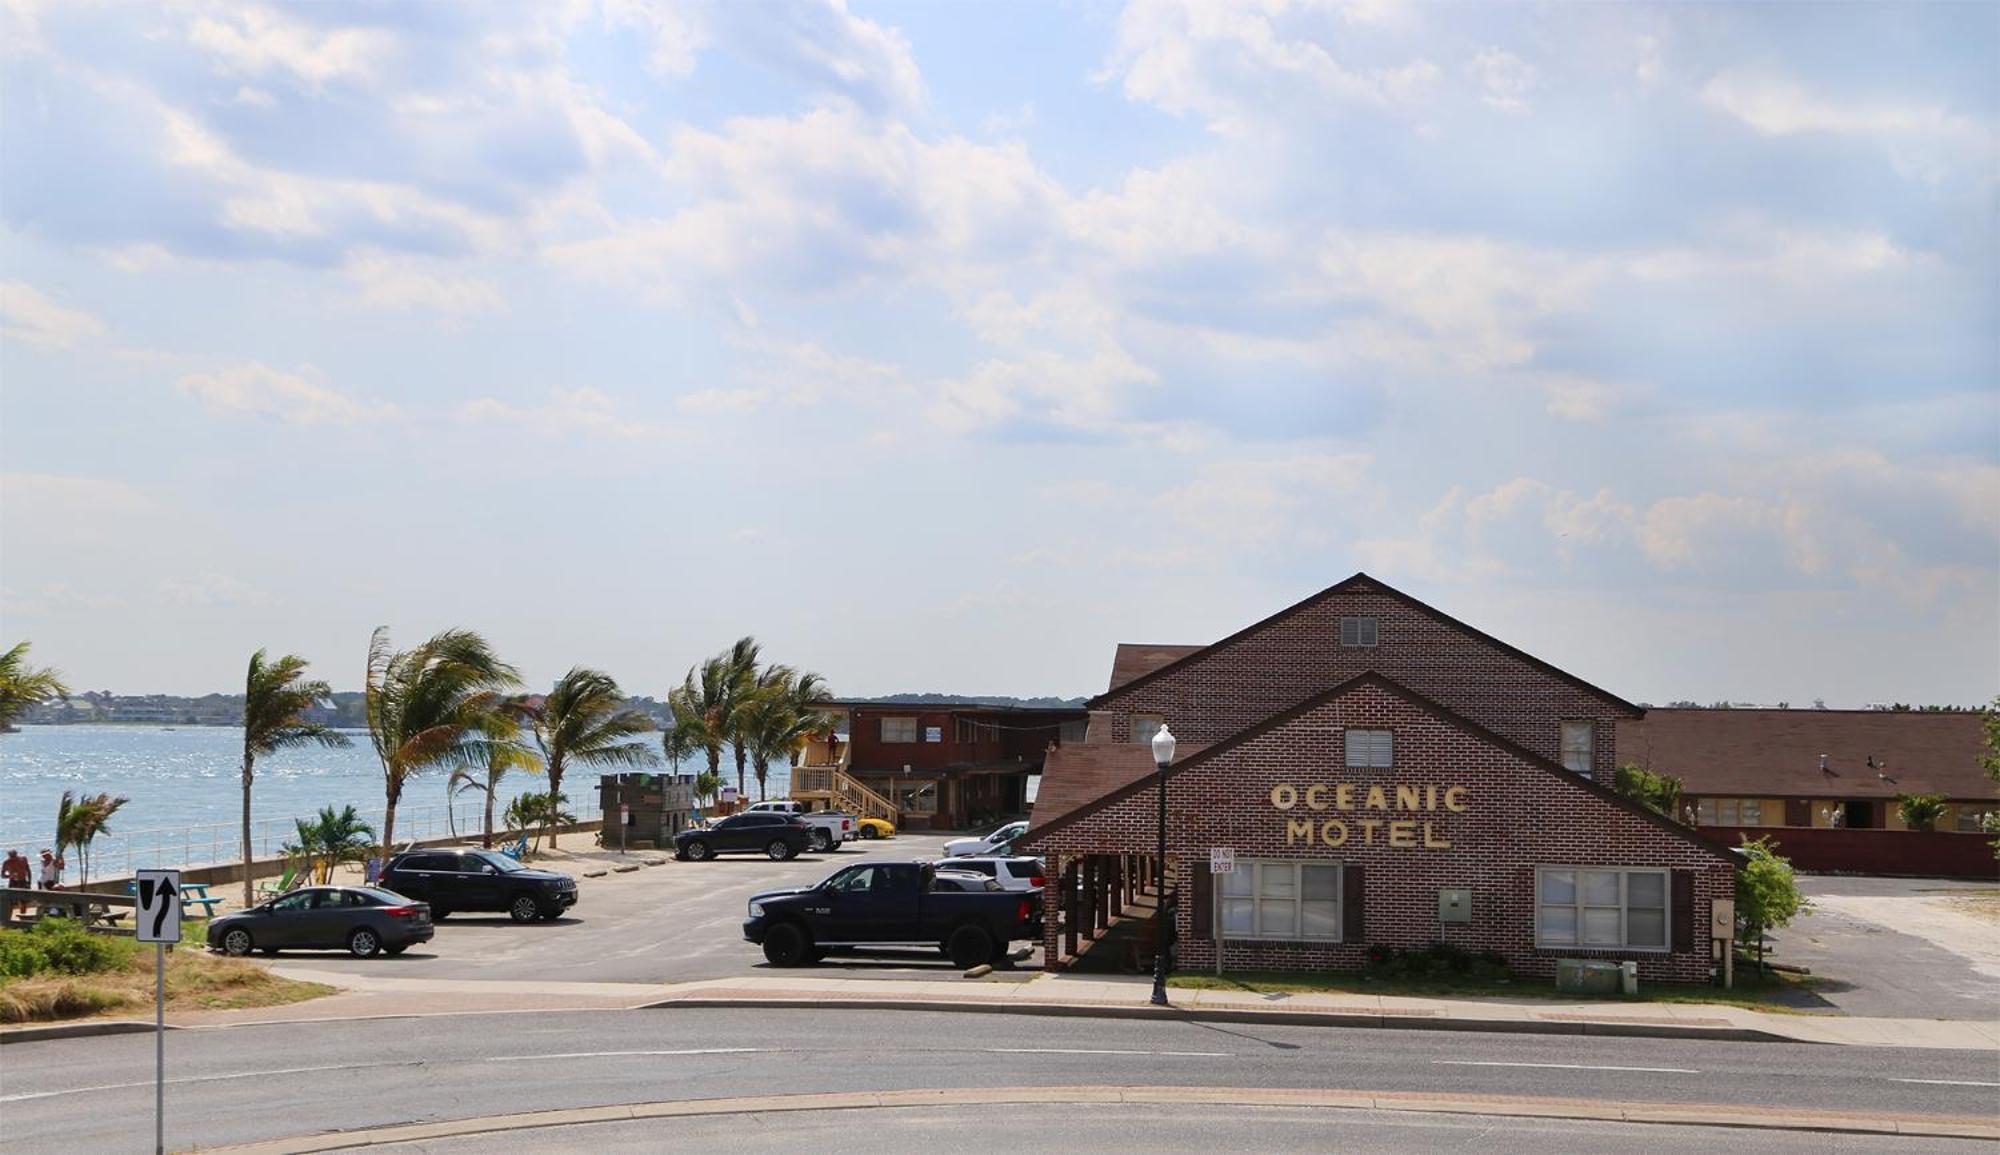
[
  {"xmin": 1092, "ymin": 580, "xmax": 1630, "ymax": 778},
  {"xmin": 1036, "ymin": 681, "xmax": 1735, "ymax": 984}
]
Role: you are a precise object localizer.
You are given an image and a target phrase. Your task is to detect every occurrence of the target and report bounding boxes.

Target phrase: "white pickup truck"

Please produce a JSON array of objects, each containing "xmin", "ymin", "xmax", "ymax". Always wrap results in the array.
[{"xmin": 742, "ymin": 801, "xmax": 855, "ymax": 852}]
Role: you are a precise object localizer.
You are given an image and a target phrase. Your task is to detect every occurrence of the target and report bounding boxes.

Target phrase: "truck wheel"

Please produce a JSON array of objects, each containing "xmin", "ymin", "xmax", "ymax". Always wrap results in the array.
[
  {"xmin": 763, "ymin": 922, "xmax": 809, "ymax": 966},
  {"xmin": 813, "ymin": 829, "xmax": 834, "ymax": 852},
  {"xmin": 766, "ymin": 839, "xmax": 793, "ymax": 861},
  {"xmin": 685, "ymin": 840, "xmax": 712, "ymax": 862},
  {"xmin": 947, "ymin": 925, "xmax": 994, "ymax": 969},
  {"xmin": 509, "ymin": 895, "xmax": 543, "ymax": 923}
]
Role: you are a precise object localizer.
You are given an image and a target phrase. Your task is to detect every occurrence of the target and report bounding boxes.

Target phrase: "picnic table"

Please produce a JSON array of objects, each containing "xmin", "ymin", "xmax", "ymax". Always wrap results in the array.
[{"xmin": 126, "ymin": 879, "xmax": 223, "ymax": 917}]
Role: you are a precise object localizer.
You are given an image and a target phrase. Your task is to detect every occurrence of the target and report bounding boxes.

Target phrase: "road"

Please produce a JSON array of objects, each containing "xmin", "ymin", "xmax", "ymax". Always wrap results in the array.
[
  {"xmin": 2, "ymin": 1007, "xmax": 1996, "ymax": 1151},
  {"xmin": 282, "ymin": 833, "xmax": 1017, "ymax": 984}
]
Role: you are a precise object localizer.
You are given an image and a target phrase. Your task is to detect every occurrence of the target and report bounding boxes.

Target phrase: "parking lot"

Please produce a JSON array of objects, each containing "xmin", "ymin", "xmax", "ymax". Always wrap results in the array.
[
  {"xmin": 262, "ymin": 832, "xmax": 1041, "ymax": 985},
  {"xmin": 1769, "ymin": 875, "xmax": 1999, "ymax": 1019}
]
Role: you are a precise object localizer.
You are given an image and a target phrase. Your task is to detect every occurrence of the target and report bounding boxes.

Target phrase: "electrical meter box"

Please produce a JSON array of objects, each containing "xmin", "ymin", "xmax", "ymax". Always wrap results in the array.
[{"xmin": 1438, "ymin": 887, "xmax": 1473, "ymax": 923}]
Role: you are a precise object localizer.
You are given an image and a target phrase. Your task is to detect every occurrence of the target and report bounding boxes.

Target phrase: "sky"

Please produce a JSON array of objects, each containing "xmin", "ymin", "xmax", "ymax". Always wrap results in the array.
[{"xmin": 0, "ymin": 0, "xmax": 1995, "ymax": 708}]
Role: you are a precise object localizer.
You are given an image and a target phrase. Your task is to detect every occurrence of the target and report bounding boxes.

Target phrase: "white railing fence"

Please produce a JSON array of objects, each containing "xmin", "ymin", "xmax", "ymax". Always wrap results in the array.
[{"xmin": 61, "ymin": 796, "xmax": 604, "ymax": 880}]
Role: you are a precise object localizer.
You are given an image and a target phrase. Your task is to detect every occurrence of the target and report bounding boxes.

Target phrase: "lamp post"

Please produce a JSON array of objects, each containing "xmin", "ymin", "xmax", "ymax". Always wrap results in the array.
[{"xmin": 1150, "ymin": 723, "xmax": 1176, "ymax": 1007}]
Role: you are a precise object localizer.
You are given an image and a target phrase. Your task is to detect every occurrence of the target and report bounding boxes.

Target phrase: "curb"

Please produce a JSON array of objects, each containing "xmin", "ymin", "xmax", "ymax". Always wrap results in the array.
[
  {"xmin": 634, "ymin": 995, "xmax": 1798, "ymax": 1045},
  {"xmin": 197, "ymin": 1084, "xmax": 2000, "ymax": 1152},
  {"xmin": 0, "ymin": 1019, "xmax": 169, "ymax": 1045}
]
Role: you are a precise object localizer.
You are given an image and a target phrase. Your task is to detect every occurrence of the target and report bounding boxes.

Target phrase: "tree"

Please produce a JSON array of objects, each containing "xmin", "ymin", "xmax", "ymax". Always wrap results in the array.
[
  {"xmin": 740, "ymin": 667, "xmax": 834, "ymax": 801},
  {"xmin": 0, "ymin": 641, "xmax": 69, "ymax": 731},
  {"xmin": 692, "ymin": 768, "xmax": 724, "ymax": 808},
  {"xmin": 1612, "ymin": 763, "xmax": 1685, "ymax": 821},
  {"xmin": 1895, "ymin": 793, "xmax": 1949, "ymax": 833},
  {"xmin": 240, "ymin": 650, "xmax": 351, "ymax": 905},
  {"xmin": 718, "ymin": 637, "xmax": 764, "ymax": 798},
  {"xmin": 526, "ymin": 668, "xmax": 657, "ymax": 848},
  {"xmin": 54, "ymin": 790, "xmax": 128, "ymax": 889},
  {"xmin": 1980, "ymin": 695, "xmax": 2000, "ymax": 783},
  {"xmin": 450, "ymin": 696, "xmax": 543, "ymax": 849},
  {"xmin": 363, "ymin": 627, "xmax": 521, "ymax": 860},
  {"xmin": 504, "ymin": 790, "xmax": 575, "ymax": 852},
  {"xmin": 286, "ymin": 805, "xmax": 377, "ymax": 884},
  {"xmin": 667, "ymin": 651, "xmax": 746, "ymax": 795},
  {"xmin": 1735, "ymin": 835, "xmax": 1809, "ymax": 972}
]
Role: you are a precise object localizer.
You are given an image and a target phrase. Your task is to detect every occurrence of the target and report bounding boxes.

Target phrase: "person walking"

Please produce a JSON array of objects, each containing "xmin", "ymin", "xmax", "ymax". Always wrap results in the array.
[
  {"xmin": 37, "ymin": 849, "xmax": 60, "ymax": 890},
  {"xmin": 2, "ymin": 850, "xmax": 28, "ymax": 888}
]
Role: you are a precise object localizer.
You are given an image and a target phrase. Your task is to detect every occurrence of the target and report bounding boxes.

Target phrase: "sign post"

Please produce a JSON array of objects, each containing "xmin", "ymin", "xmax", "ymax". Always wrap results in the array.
[
  {"xmin": 135, "ymin": 869, "xmax": 182, "ymax": 1155},
  {"xmin": 1208, "ymin": 848, "xmax": 1234, "ymax": 977}
]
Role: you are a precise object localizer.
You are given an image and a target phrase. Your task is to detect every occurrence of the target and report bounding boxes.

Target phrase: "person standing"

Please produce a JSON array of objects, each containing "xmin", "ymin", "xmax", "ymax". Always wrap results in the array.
[
  {"xmin": 37, "ymin": 849, "xmax": 60, "ymax": 890},
  {"xmin": 2, "ymin": 850, "xmax": 28, "ymax": 888}
]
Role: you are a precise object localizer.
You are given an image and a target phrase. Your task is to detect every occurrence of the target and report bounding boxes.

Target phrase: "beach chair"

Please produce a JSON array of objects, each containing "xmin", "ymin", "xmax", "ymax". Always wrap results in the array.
[
  {"xmin": 257, "ymin": 857, "xmax": 302, "ymax": 899},
  {"xmin": 499, "ymin": 835, "xmax": 529, "ymax": 861}
]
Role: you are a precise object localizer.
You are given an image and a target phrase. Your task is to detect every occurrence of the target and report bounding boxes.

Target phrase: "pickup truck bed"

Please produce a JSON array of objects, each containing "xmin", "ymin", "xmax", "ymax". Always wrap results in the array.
[{"xmin": 743, "ymin": 862, "xmax": 1039, "ymax": 968}]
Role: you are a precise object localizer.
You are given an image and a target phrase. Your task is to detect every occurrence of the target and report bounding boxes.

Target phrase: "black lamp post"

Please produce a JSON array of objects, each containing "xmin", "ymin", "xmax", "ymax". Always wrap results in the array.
[{"xmin": 1150, "ymin": 723, "xmax": 1176, "ymax": 1007}]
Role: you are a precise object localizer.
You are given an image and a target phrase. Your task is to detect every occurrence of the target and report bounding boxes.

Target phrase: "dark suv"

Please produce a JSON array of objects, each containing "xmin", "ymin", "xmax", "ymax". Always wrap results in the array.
[
  {"xmin": 379, "ymin": 848, "xmax": 578, "ymax": 922},
  {"xmin": 675, "ymin": 812, "xmax": 812, "ymax": 861}
]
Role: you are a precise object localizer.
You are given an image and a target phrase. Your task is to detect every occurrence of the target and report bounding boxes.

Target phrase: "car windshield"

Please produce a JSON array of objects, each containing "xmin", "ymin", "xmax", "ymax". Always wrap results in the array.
[{"xmin": 468, "ymin": 851, "xmax": 526, "ymax": 873}]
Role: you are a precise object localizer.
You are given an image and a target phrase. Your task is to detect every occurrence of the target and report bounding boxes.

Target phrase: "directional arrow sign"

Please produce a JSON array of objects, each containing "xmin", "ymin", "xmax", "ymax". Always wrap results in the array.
[{"xmin": 135, "ymin": 869, "xmax": 182, "ymax": 944}]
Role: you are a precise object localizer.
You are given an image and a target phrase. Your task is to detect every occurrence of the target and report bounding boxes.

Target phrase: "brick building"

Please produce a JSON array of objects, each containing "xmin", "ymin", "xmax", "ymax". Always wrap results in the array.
[{"xmin": 1019, "ymin": 573, "xmax": 1738, "ymax": 984}]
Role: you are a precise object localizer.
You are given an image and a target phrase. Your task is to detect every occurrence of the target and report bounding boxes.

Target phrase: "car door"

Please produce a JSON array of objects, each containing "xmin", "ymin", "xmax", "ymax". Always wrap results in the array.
[
  {"xmin": 452, "ymin": 853, "xmax": 505, "ymax": 911},
  {"xmin": 261, "ymin": 889, "xmax": 319, "ymax": 947},
  {"xmin": 724, "ymin": 814, "xmax": 770, "ymax": 852},
  {"xmin": 388, "ymin": 854, "xmax": 442, "ymax": 905},
  {"xmin": 872, "ymin": 864, "xmax": 923, "ymax": 941},
  {"xmin": 300, "ymin": 889, "xmax": 353, "ymax": 948}
]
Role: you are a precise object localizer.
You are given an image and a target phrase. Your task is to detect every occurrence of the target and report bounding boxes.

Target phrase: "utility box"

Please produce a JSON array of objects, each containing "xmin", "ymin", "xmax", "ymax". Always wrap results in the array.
[
  {"xmin": 1437, "ymin": 887, "xmax": 1472, "ymax": 923},
  {"xmin": 1555, "ymin": 958, "xmax": 1624, "ymax": 995}
]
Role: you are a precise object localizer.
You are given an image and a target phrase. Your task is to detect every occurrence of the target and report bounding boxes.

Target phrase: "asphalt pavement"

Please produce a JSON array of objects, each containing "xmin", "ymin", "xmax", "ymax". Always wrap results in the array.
[
  {"xmin": 1774, "ymin": 876, "xmax": 1998, "ymax": 1019},
  {"xmin": 3, "ymin": 1007, "xmax": 1996, "ymax": 1151}
]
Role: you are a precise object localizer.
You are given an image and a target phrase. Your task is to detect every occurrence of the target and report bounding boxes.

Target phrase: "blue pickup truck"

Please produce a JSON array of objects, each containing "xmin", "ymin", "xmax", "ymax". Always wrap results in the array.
[{"xmin": 743, "ymin": 861, "xmax": 1041, "ymax": 968}]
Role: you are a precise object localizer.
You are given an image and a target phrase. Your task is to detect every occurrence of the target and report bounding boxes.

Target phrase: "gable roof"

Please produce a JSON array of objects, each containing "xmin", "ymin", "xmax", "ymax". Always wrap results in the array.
[
  {"xmin": 1025, "ymin": 670, "xmax": 1731, "ymax": 864},
  {"xmin": 1026, "ymin": 739, "xmax": 1214, "ymax": 832},
  {"xmin": 1085, "ymin": 572, "xmax": 1643, "ymax": 717},
  {"xmin": 1106, "ymin": 644, "xmax": 1205, "ymax": 692},
  {"xmin": 1618, "ymin": 710, "xmax": 1996, "ymax": 801}
]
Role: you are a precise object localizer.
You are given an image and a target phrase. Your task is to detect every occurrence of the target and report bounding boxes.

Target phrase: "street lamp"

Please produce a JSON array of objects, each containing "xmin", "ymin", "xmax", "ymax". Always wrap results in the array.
[{"xmin": 1150, "ymin": 723, "xmax": 1176, "ymax": 1007}]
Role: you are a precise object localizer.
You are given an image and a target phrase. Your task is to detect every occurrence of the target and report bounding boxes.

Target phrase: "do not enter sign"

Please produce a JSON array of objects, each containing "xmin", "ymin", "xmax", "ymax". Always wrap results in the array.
[{"xmin": 1209, "ymin": 847, "xmax": 1235, "ymax": 874}]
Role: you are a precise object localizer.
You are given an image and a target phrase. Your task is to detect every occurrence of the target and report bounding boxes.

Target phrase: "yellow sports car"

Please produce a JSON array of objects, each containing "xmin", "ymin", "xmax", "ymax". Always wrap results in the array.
[{"xmin": 855, "ymin": 817, "xmax": 896, "ymax": 840}]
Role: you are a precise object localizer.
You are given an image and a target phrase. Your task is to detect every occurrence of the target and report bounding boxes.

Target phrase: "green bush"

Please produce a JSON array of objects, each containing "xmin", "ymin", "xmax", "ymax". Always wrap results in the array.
[
  {"xmin": 0, "ymin": 919, "xmax": 136, "ymax": 980},
  {"xmin": 1363, "ymin": 941, "xmax": 1510, "ymax": 983}
]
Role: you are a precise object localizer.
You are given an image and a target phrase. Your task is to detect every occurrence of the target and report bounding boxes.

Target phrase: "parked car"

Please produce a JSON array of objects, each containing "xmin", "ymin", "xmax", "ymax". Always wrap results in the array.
[
  {"xmin": 676, "ymin": 812, "xmax": 813, "ymax": 861},
  {"xmin": 854, "ymin": 816, "xmax": 896, "ymax": 840},
  {"xmin": 928, "ymin": 855, "xmax": 1045, "ymax": 892},
  {"xmin": 742, "ymin": 860, "xmax": 1041, "ymax": 968},
  {"xmin": 932, "ymin": 870, "xmax": 1003, "ymax": 892},
  {"xmin": 207, "ymin": 885, "xmax": 432, "ymax": 959},
  {"xmin": 743, "ymin": 801, "xmax": 858, "ymax": 851},
  {"xmin": 943, "ymin": 819, "xmax": 1030, "ymax": 858},
  {"xmin": 378, "ymin": 848, "xmax": 578, "ymax": 923}
]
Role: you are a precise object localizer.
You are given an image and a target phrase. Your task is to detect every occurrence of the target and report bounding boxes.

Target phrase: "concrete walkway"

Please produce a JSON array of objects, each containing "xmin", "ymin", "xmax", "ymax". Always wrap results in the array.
[{"xmin": 12, "ymin": 966, "xmax": 1995, "ymax": 1051}]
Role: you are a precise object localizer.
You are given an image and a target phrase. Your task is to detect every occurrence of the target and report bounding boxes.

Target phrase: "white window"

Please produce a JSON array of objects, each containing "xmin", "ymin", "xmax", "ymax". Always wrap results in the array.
[
  {"xmin": 1957, "ymin": 806, "xmax": 1990, "ymax": 834},
  {"xmin": 1536, "ymin": 867, "xmax": 1669, "ymax": 951},
  {"xmin": 1219, "ymin": 861, "xmax": 1342, "ymax": 941},
  {"xmin": 1700, "ymin": 798, "xmax": 1762, "ymax": 826},
  {"xmin": 1560, "ymin": 721, "xmax": 1595, "ymax": 777},
  {"xmin": 1131, "ymin": 714, "xmax": 1165, "ymax": 748},
  {"xmin": 880, "ymin": 717, "xmax": 918, "ymax": 743},
  {"xmin": 1344, "ymin": 729, "xmax": 1393, "ymax": 769},
  {"xmin": 1339, "ymin": 616, "xmax": 1378, "ymax": 647}
]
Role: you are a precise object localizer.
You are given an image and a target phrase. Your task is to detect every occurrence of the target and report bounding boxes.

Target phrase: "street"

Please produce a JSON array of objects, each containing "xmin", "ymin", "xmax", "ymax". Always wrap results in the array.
[{"xmin": 2, "ymin": 1007, "xmax": 1996, "ymax": 1151}]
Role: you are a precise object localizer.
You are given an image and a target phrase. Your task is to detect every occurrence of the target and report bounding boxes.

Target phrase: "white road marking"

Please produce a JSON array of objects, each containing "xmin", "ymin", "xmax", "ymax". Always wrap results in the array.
[
  {"xmin": 1893, "ymin": 1078, "xmax": 2000, "ymax": 1087},
  {"xmin": 1433, "ymin": 1060, "xmax": 1699, "ymax": 1074},
  {"xmin": 0, "ymin": 1061, "xmax": 421, "ymax": 1103},
  {"xmin": 486, "ymin": 1048, "xmax": 764, "ymax": 1062},
  {"xmin": 986, "ymin": 1048, "xmax": 1230, "ymax": 1057}
]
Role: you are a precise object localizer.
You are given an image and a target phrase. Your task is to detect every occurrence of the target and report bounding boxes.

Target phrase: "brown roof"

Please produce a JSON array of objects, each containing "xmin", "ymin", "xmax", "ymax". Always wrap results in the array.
[
  {"xmin": 1028, "ymin": 740, "xmax": 1212, "ymax": 832},
  {"xmin": 1087, "ymin": 572, "xmax": 1642, "ymax": 716},
  {"xmin": 1617, "ymin": 710, "xmax": 1998, "ymax": 801},
  {"xmin": 1024, "ymin": 671, "xmax": 1732, "ymax": 862},
  {"xmin": 1106, "ymin": 644, "xmax": 1205, "ymax": 692}
]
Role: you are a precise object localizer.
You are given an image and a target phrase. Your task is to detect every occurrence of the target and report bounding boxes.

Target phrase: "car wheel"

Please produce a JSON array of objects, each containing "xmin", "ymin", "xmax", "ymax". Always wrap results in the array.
[
  {"xmin": 860, "ymin": 825, "xmax": 880, "ymax": 840},
  {"xmin": 766, "ymin": 839, "xmax": 792, "ymax": 861},
  {"xmin": 947, "ymin": 925, "xmax": 994, "ymax": 969},
  {"xmin": 348, "ymin": 928, "xmax": 382, "ymax": 958},
  {"xmin": 813, "ymin": 829, "xmax": 834, "ymax": 852},
  {"xmin": 510, "ymin": 895, "xmax": 543, "ymax": 923},
  {"xmin": 686, "ymin": 840, "xmax": 712, "ymax": 862},
  {"xmin": 221, "ymin": 928, "xmax": 254, "ymax": 957},
  {"xmin": 762, "ymin": 922, "xmax": 809, "ymax": 967},
  {"xmin": 384, "ymin": 944, "xmax": 408, "ymax": 956}
]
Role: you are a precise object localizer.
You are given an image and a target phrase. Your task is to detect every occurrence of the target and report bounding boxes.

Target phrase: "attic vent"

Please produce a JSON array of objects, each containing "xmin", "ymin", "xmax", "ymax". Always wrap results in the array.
[{"xmin": 1340, "ymin": 616, "xmax": 1378, "ymax": 648}]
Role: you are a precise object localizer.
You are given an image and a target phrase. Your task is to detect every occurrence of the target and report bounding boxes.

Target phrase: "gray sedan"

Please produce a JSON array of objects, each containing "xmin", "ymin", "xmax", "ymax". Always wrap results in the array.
[{"xmin": 207, "ymin": 885, "xmax": 434, "ymax": 959}]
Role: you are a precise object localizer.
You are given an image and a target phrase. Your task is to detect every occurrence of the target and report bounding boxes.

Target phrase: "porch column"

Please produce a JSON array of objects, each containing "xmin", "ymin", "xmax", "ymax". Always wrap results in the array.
[{"xmin": 1063, "ymin": 861, "xmax": 1079, "ymax": 958}]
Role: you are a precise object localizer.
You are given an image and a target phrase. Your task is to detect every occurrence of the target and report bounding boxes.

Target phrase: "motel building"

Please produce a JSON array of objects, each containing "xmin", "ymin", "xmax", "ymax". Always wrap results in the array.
[{"xmin": 1018, "ymin": 574, "xmax": 1739, "ymax": 985}]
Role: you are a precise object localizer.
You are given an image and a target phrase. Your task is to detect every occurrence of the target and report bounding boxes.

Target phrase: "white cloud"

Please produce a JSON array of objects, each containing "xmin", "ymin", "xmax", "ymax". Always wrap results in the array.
[
  {"xmin": 1156, "ymin": 452, "xmax": 1379, "ymax": 547},
  {"xmin": 159, "ymin": 570, "xmax": 277, "ymax": 608},
  {"xmin": 177, "ymin": 362, "xmax": 396, "ymax": 424},
  {"xmin": 0, "ymin": 282, "xmax": 107, "ymax": 350},
  {"xmin": 1700, "ymin": 71, "xmax": 1986, "ymax": 142},
  {"xmin": 1468, "ymin": 47, "xmax": 1536, "ymax": 113},
  {"xmin": 343, "ymin": 253, "xmax": 505, "ymax": 319},
  {"xmin": 457, "ymin": 387, "xmax": 664, "ymax": 439},
  {"xmin": 602, "ymin": 0, "xmax": 708, "ymax": 78},
  {"xmin": 186, "ymin": 5, "xmax": 395, "ymax": 89}
]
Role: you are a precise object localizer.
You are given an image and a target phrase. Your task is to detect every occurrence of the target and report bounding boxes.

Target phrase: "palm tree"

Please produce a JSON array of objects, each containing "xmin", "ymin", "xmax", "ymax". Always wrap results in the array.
[
  {"xmin": 666, "ymin": 654, "xmax": 737, "ymax": 794},
  {"xmin": 741, "ymin": 668, "xmax": 835, "ymax": 801},
  {"xmin": 691, "ymin": 768, "xmax": 724, "ymax": 809},
  {"xmin": 719, "ymin": 637, "xmax": 763, "ymax": 799},
  {"xmin": 287, "ymin": 805, "xmax": 376, "ymax": 884},
  {"xmin": 54, "ymin": 790, "xmax": 128, "ymax": 889},
  {"xmin": 526, "ymin": 668, "xmax": 657, "ymax": 849},
  {"xmin": 504, "ymin": 790, "xmax": 576, "ymax": 852},
  {"xmin": 450, "ymin": 695, "xmax": 542, "ymax": 848},
  {"xmin": 363, "ymin": 627, "xmax": 521, "ymax": 860},
  {"xmin": 0, "ymin": 641, "xmax": 69, "ymax": 731},
  {"xmin": 240, "ymin": 650, "xmax": 351, "ymax": 905}
]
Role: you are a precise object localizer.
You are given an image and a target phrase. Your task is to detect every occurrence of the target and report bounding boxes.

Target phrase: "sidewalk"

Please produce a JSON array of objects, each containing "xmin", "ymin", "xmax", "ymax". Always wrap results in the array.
[{"xmin": 13, "ymin": 967, "xmax": 1994, "ymax": 1050}]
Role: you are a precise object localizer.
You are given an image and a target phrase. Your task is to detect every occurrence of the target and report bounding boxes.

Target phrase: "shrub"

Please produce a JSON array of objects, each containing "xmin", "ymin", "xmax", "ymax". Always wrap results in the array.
[
  {"xmin": 1895, "ymin": 793, "xmax": 1948, "ymax": 833},
  {"xmin": 0, "ymin": 919, "xmax": 137, "ymax": 980},
  {"xmin": 1363, "ymin": 942, "xmax": 1510, "ymax": 983}
]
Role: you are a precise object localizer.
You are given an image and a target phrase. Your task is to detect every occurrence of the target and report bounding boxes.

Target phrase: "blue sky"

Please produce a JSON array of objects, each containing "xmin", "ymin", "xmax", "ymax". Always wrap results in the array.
[{"xmin": 1, "ymin": 0, "xmax": 1994, "ymax": 707}]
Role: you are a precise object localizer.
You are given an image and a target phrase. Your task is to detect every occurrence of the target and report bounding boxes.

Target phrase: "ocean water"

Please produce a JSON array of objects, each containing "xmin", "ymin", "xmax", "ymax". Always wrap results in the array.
[{"xmin": 0, "ymin": 725, "xmax": 773, "ymax": 876}]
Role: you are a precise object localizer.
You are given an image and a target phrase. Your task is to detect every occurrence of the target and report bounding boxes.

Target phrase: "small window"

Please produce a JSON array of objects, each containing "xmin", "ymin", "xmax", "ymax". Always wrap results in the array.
[
  {"xmin": 1560, "ymin": 721, "xmax": 1594, "ymax": 776},
  {"xmin": 1131, "ymin": 714, "xmax": 1164, "ymax": 748},
  {"xmin": 1713, "ymin": 799, "xmax": 1762, "ymax": 826},
  {"xmin": 1344, "ymin": 729, "xmax": 1393, "ymax": 769},
  {"xmin": 1536, "ymin": 867, "xmax": 1669, "ymax": 951},
  {"xmin": 880, "ymin": 716, "xmax": 919, "ymax": 743},
  {"xmin": 1339, "ymin": 616, "xmax": 1378, "ymax": 647},
  {"xmin": 1218, "ymin": 860, "xmax": 1342, "ymax": 941},
  {"xmin": 1958, "ymin": 806, "xmax": 1990, "ymax": 833}
]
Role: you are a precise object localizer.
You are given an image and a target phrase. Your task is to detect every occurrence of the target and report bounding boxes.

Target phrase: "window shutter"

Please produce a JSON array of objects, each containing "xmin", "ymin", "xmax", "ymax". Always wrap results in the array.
[
  {"xmin": 1342, "ymin": 864, "xmax": 1365, "ymax": 941},
  {"xmin": 1191, "ymin": 862, "xmax": 1212, "ymax": 941},
  {"xmin": 1671, "ymin": 870, "xmax": 1694, "ymax": 952}
]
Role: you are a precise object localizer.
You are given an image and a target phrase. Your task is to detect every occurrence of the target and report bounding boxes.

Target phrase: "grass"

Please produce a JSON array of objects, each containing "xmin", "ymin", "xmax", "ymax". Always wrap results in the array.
[
  {"xmin": 1167, "ymin": 966, "xmax": 1823, "ymax": 1012},
  {"xmin": 0, "ymin": 919, "xmax": 335, "ymax": 1025}
]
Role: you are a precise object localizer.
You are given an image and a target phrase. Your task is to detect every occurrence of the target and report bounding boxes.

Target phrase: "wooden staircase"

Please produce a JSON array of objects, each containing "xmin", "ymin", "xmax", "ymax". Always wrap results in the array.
[{"xmin": 790, "ymin": 748, "xmax": 899, "ymax": 824}]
